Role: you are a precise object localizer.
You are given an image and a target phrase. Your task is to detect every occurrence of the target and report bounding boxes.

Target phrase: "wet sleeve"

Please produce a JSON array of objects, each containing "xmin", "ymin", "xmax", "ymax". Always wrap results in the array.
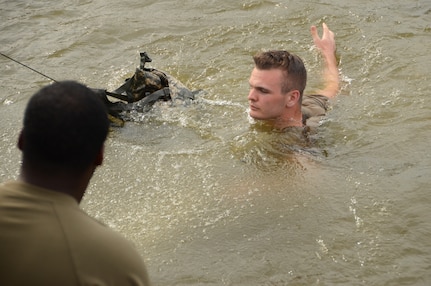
[{"xmin": 301, "ymin": 94, "xmax": 330, "ymax": 127}]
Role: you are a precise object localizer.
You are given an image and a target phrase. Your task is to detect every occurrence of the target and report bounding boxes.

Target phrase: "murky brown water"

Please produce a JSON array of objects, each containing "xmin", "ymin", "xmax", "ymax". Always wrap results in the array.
[{"xmin": 1, "ymin": 0, "xmax": 431, "ymax": 284}]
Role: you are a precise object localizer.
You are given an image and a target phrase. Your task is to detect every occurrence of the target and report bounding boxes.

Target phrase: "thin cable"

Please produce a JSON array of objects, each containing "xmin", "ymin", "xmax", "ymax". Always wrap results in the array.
[{"xmin": 1, "ymin": 52, "xmax": 58, "ymax": 83}]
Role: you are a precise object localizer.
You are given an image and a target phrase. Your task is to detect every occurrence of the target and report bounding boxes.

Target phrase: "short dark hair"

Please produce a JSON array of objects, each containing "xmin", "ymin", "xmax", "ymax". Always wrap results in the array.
[
  {"xmin": 21, "ymin": 81, "xmax": 109, "ymax": 172},
  {"xmin": 253, "ymin": 50, "xmax": 307, "ymax": 96}
]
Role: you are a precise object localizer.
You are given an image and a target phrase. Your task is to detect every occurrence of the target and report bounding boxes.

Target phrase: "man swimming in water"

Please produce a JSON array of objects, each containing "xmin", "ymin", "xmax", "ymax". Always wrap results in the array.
[{"xmin": 248, "ymin": 23, "xmax": 339, "ymax": 129}]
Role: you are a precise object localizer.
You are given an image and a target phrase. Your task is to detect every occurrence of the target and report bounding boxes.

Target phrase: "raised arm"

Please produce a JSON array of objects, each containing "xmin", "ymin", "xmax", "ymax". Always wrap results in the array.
[{"xmin": 310, "ymin": 23, "xmax": 339, "ymax": 98}]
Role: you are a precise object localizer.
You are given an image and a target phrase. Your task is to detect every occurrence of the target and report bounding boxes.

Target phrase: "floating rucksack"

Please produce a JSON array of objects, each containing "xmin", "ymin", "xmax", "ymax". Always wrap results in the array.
[{"xmin": 94, "ymin": 52, "xmax": 195, "ymax": 126}]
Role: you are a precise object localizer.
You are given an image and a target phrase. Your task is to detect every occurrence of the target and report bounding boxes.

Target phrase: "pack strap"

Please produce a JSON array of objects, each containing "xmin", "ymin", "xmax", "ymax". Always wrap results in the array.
[
  {"xmin": 110, "ymin": 68, "xmax": 171, "ymax": 103},
  {"xmin": 112, "ymin": 76, "xmax": 136, "ymax": 103},
  {"xmin": 93, "ymin": 85, "xmax": 170, "ymax": 107},
  {"xmin": 138, "ymin": 87, "xmax": 171, "ymax": 106}
]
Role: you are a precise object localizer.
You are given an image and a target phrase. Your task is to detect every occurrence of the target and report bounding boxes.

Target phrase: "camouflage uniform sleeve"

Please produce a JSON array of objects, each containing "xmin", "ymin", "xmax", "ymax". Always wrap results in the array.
[{"xmin": 301, "ymin": 94, "xmax": 330, "ymax": 127}]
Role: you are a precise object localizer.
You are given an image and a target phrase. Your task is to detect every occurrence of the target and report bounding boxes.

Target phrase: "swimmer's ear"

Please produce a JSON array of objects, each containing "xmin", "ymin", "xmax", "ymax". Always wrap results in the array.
[{"xmin": 285, "ymin": 90, "xmax": 300, "ymax": 107}]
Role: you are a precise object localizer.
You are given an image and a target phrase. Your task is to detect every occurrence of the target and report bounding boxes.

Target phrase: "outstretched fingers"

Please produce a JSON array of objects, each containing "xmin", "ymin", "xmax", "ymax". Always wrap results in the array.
[
  {"xmin": 310, "ymin": 23, "xmax": 335, "ymax": 53},
  {"xmin": 310, "ymin": 25, "xmax": 320, "ymax": 44}
]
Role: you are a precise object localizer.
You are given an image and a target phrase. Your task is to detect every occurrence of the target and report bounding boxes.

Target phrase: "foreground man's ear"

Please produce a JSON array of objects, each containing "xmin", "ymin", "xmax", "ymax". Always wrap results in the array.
[
  {"xmin": 94, "ymin": 145, "xmax": 104, "ymax": 166},
  {"xmin": 17, "ymin": 130, "xmax": 24, "ymax": 151}
]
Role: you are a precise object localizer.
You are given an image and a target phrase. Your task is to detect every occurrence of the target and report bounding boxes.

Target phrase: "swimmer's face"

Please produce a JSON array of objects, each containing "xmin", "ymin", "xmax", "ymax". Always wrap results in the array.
[{"xmin": 248, "ymin": 67, "xmax": 289, "ymax": 121}]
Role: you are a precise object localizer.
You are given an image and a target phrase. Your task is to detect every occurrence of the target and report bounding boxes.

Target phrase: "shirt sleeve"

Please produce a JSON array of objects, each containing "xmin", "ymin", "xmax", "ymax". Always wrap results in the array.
[{"xmin": 301, "ymin": 94, "xmax": 330, "ymax": 127}]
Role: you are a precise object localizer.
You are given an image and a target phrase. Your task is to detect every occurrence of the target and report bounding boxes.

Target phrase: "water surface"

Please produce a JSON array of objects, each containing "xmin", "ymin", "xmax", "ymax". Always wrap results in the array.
[{"xmin": 1, "ymin": 0, "xmax": 431, "ymax": 284}]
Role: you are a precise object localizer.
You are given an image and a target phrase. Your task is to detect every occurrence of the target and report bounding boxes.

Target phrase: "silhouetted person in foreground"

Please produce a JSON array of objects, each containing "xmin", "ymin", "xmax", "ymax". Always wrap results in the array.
[{"xmin": 0, "ymin": 81, "xmax": 151, "ymax": 286}]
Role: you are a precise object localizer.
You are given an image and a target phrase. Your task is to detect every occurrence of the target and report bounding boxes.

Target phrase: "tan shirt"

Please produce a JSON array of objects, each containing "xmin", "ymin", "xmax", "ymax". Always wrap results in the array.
[
  {"xmin": 0, "ymin": 181, "xmax": 151, "ymax": 286},
  {"xmin": 301, "ymin": 94, "xmax": 330, "ymax": 127}
]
